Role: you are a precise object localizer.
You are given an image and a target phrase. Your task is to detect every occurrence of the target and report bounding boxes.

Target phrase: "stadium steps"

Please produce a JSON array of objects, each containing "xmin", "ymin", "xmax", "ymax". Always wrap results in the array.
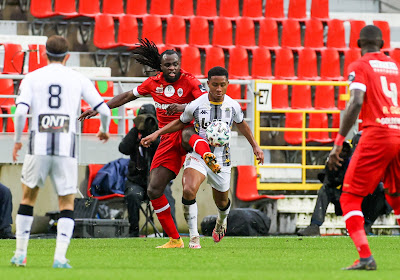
[{"xmin": 276, "ymin": 195, "xmax": 400, "ymax": 235}]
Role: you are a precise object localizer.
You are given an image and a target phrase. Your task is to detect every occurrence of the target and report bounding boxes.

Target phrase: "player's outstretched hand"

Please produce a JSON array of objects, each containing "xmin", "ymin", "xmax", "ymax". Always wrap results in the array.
[
  {"xmin": 96, "ymin": 131, "xmax": 109, "ymax": 143},
  {"xmin": 78, "ymin": 109, "xmax": 98, "ymax": 121},
  {"xmin": 140, "ymin": 132, "xmax": 159, "ymax": 148},
  {"xmin": 166, "ymin": 103, "xmax": 185, "ymax": 115},
  {"xmin": 327, "ymin": 145, "xmax": 343, "ymax": 171},
  {"xmin": 253, "ymin": 146, "xmax": 264, "ymax": 165},
  {"xmin": 13, "ymin": 142, "xmax": 22, "ymax": 162}
]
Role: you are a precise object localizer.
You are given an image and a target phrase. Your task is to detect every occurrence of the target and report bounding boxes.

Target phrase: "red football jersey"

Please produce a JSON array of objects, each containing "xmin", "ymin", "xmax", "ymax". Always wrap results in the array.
[
  {"xmin": 348, "ymin": 52, "xmax": 400, "ymax": 131},
  {"xmin": 133, "ymin": 70, "xmax": 206, "ymax": 128}
]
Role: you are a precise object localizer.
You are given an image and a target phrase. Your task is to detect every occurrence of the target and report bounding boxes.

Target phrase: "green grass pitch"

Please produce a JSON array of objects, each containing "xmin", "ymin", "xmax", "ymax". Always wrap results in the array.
[{"xmin": 0, "ymin": 236, "xmax": 399, "ymax": 280}]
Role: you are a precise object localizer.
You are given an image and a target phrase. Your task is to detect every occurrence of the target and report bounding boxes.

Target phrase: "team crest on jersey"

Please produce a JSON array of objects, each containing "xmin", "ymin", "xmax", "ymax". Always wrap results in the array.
[
  {"xmin": 348, "ymin": 71, "xmax": 356, "ymax": 82},
  {"xmin": 156, "ymin": 85, "xmax": 163, "ymax": 94},
  {"xmin": 199, "ymin": 84, "xmax": 207, "ymax": 93},
  {"xmin": 164, "ymin": 85, "xmax": 175, "ymax": 97},
  {"xmin": 178, "ymin": 88, "xmax": 183, "ymax": 97},
  {"xmin": 38, "ymin": 114, "xmax": 70, "ymax": 133}
]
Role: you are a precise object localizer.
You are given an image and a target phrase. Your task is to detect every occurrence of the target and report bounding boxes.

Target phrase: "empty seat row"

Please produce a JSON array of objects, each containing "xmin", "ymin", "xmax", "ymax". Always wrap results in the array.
[
  {"xmin": 1, "ymin": 43, "xmax": 47, "ymax": 74},
  {"xmin": 30, "ymin": 0, "xmax": 329, "ymax": 20}
]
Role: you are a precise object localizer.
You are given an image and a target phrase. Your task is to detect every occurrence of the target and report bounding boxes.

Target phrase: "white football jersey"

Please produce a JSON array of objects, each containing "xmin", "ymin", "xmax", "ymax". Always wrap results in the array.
[
  {"xmin": 180, "ymin": 93, "xmax": 244, "ymax": 169},
  {"xmin": 16, "ymin": 64, "xmax": 105, "ymax": 157}
]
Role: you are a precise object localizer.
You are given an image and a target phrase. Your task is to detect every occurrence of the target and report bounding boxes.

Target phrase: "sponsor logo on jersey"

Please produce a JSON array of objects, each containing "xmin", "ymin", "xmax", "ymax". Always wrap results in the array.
[
  {"xmin": 155, "ymin": 102, "xmax": 188, "ymax": 110},
  {"xmin": 348, "ymin": 71, "xmax": 356, "ymax": 82},
  {"xmin": 156, "ymin": 85, "xmax": 164, "ymax": 94},
  {"xmin": 177, "ymin": 88, "xmax": 183, "ymax": 97},
  {"xmin": 369, "ymin": 60, "xmax": 399, "ymax": 75},
  {"xmin": 38, "ymin": 114, "xmax": 70, "ymax": 133},
  {"xmin": 200, "ymin": 118, "xmax": 229, "ymax": 129},
  {"xmin": 164, "ymin": 85, "xmax": 175, "ymax": 97},
  {"xmin": 200, "ymin": 110, "xmax": 208, "ymax": 114},
  {"xmin": 199, "ymin": 84, "xmax": 207, "ymax": 93}
]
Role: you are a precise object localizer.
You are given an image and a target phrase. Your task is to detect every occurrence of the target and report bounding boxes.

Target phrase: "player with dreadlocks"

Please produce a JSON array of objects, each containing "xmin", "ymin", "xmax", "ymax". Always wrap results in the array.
[{"xmin": 79, "ymin": 39, "xmax": 219, "ymax": 248}]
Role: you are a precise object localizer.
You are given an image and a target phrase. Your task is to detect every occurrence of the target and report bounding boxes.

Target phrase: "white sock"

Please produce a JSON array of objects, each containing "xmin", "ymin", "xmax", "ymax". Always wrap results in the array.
[
  {"xmin": 54, "ymin": 218, "xmax": 75, "ymax": 262},
  {"xmin": 217, "ymin": 201, "xmax": 231, "ymax": 225},
  {"xmin": 183, "ymin": 203, "xmax": 199, "ymax": 237},
  {"xmin": 15, "ymin": 214, "xmax": 34, "ymax": 256}
]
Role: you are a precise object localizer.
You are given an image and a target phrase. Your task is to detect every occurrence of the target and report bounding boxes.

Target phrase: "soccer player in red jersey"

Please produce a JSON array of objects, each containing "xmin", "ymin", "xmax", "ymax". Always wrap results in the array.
[
  {"xmin": 79, "ymin": 39, "xmax": 218, "ymax": 248},
  {"xmin": 328, "ymin": 25, "xmax": 400, "ymax": 270}
]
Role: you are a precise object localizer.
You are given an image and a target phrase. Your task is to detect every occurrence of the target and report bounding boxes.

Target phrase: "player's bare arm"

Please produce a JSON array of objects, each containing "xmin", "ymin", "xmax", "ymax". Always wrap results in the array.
[
  {"xmin": 236, "ymin": 121, "xmax": 264, "ymax": 164},
  {"xmin": 78, "ymin": 90, "xmax": 137, "ymax": 121},
  {"xmin": 166, "ymin": 103, "xmax": 187, "ymax": 115},
  {"xmin": 141, "ymin": 119, "xmax": 186, "ymax": 147},
  {"xmin": 328, "ymin": 88, "xmax": 365, "ymax": 171},
  {"xmin": 12, "ymin": 143, "xmax": 22, "ymax": 162}
]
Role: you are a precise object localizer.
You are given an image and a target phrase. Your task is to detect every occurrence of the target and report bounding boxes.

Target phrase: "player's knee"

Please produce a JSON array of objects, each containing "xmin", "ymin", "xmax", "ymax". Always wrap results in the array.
[
  {"xmin": 182, "ymin": 187, "xmax": 196, "ymax": 201},
  {"xmin": 147, "ymin": 185, "xmax": 162, "ymax": 200}
]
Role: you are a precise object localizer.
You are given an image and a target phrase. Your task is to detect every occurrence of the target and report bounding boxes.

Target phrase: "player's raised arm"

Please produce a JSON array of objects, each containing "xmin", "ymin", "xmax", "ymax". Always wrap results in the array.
[
  {"xmin": 236, "ymin": 121, "xmax": 264, "ymax": 164},
  {"xmin": 141, "ymin": 119, "xmax": 186, "ymax": 147}
]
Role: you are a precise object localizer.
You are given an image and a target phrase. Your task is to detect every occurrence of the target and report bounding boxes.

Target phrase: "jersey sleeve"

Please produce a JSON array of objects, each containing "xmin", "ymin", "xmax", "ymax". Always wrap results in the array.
[
  {"xmin": 232, "ymin": 101, "xmax": 244, "ymax": 123},
  {"xmin": 15, "ymin": 76, "xmax": 33, "ymax": 108},
  {"xmin": 348, "ymin": 61, "xmax": 367, "ymax": 92},
  {"xmin": 80, "ymin": 76, "xmax": 106, "ymax": 110},
  {"xmin": 179, "ymin": 101, "xmax": 196, "ymax": 123},
  {"xmin": 191, "ymin": 78, "xmax": 207, "ymax": 99},
  {"xmin": 133, "ymin": 78, "xmax": 153, "ymax": 97}
]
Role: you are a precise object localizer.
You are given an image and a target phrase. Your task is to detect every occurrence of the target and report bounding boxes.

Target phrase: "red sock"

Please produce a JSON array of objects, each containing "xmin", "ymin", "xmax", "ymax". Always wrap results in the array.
[
  {"xmin": 385, "ymin": 194, "xmax": 400, "ymax": 225},
  {"xmin": 151, "ymin": 195, "xmax": 180, "ymax": 239},
  {"xmin": 340, "ymin": 192, "xmax": 372, "ymax": 259},
  {"xmin": 189, "ymin": 134, "xmax": 210, "ymax": 157}
]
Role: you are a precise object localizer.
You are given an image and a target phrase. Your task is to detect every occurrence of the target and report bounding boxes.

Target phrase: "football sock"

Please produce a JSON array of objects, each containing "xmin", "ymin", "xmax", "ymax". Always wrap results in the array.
[
  {"xmin": 15, "ymin": 204, "xmax": 34, "ymax": 256},
  {"xmin": 384, "ymin": 194, "xmax": 400, "ymax": 225},
  {"xmin": 151, "ymin": 195, "xmax": 180, "ymax": 239},
  {"xmin": 340, "ymin": 192, "xmax": 372, "ymax": 259},
  {"xmin": 217, "ymin": 199, "xmax": 231, "ymax": 225},
  {"xmin": 54, "ymin": 210, "xmax": 75, "ymax": 262},
  {"xmin": 182, "ymin": 198, "xmax": 198, "ymax": 237},
  {"xmin": 189, "ymin": 134, "xmax": 210, "ymax": 157}
]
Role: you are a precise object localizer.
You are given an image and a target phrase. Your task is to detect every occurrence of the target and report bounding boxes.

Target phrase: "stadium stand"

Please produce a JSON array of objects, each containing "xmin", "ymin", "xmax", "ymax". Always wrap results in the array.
[
  {"xmin": 180, "ymin": 46, "xmax": 203, "ymax": 78},
  {"xmin": 349, "ymin": 20, "xmax": 366, "ymax": 48},
  {"xmin": 196, "ymin": 0, "xmax": 218, "ymax": 19},
  {"xmin": 165, "ymin": 16, "xmax": 187, "ymax": 47},
  {"xmin": 212, "ymin": 17, "xmax": 234, "ymax": 49},
  {"xmin": 280, "ymin": 19, "xmax": 302, "ymax": 50},
  {"xmin": 303, "ymin": 19, "xmax": 325, "ymax": 50},
  {"xmin": 274, "ymin": 48, "xmax": 296, "ymax": 79},
  {"xmin": 258, "ymin": 18, "xmax": 280, "ymax": 49},
  {"xmin": 242, "ymin": 0, "xmax": 264, "ymax": 19},
  {"xmin": 235, "ymin": 17, "xmax": 257, "ymax": 49},
  {"xmin": 149, "ymin": 0, "xmax": 171, "ymax": 17},
  {"xmin": 251, "ymin": 47, "xmax": 273, "ymax": 79},
  {"xmin": 288, "ymin": 0, "xmax": 307, "ymax": 20},
  {"xmin": 126, "ymin": 0, "xmax": 147, "ymax": 17},
  {"xmin": 102, "ymin": 0, "xmax": 124, "ymax": 17},
  {"xmin": 172, "ymin": 0, "xmax": 194, "ymax": 18},
  {"xmin": 297, "ymin": 48, "xmax": 319, "ymax": 80},
  {"xmin": 326, "ymin": 19, "xmax": 347, "ymax": 50},
  {"xmin": 265, "ymin": 0, "xmax": 284, "ymax": 20},
  {"xmin": 188, "ymin": 16, "xmax": 210, "ymax": 48}
]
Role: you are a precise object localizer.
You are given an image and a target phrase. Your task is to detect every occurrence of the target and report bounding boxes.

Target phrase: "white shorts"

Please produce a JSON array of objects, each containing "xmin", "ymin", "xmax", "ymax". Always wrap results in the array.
[
  {"xmin": 183, "ymin": 152, "xmax": 231, "ymax": 192},
  {"xmin": 21, "ymin": 154, "xmax": 77, "ymax": 196}
]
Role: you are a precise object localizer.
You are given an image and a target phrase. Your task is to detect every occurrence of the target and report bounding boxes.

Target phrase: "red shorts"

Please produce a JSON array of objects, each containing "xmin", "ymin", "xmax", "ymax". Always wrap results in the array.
[
  {"xmin": 343, "ymin": 128, "xmax": 400, "ymax": 196},
  {"xmin": 150, "ymin": 130, "xmax": 188, "ymax": 175}
]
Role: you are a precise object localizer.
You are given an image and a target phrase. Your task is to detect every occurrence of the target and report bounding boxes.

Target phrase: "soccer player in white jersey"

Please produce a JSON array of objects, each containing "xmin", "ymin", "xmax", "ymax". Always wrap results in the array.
[
  {"xmin": 10, "ymin": 35, "xmax": 111, "ymax": 269},
  {"xmin": 141, "ymin": 66, "xmax": 264, "ymax": 248}
]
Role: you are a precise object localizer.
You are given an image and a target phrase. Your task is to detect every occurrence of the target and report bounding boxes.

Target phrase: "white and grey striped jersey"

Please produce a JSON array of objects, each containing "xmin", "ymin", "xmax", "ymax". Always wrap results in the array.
[
  {"xmin": 16, "ymin": 64, "xmax": 106, "ymax": 157},
  {"xmin": 180, "ymin": 93, "xmax": 244, "ymax": 168}
]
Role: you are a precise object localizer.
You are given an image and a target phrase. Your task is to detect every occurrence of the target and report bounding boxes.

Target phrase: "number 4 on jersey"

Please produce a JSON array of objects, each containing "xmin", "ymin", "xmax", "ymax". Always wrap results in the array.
[{"xmin": 381, "ymin": 76, "xmax": 398, "ymax": 106}]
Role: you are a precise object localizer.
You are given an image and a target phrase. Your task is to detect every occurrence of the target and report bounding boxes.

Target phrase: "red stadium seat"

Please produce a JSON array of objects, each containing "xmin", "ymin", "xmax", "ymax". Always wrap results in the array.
[
  {"xmin": 326, "ymin": 19, "xmax": 346, "ymax": 50},
  {"xmin": 219, "ymin": 0, "xmax": 240, "ymax": 19},
  {"xmin": 281, "ymin": 19, "xmax": 302, "ymax": 50},
  {"xmin": 235, "ymin": 17, "xmax": 256, "ymax": 49},
  {"xmin": 93, "ymin": 14, "xmax": 120, "ymax": 49},
  {"xmin": 373, "ymin": 20, "xmax": 391, "ymax": 51},
  {"xmin": 82, "ymin": 108, "xmax": 128, "ymax": 134},
  {"xmin": 297, "ymin": 48, "xmax": 319, "ymax": 80},
  {"xmin": 343, "ymin": 48, "xmax": 361, "ymax": 77},
  {"xmin": 320, "ymin": 48, "xmax": 342, "ymax": 80},
  {"xmin": 2, "ymin": 43, "xmax": 24, "ymax": 74},
  {"xmin": 304, "ymin": 19, "xmax": 325, "ymax": 50},
  {"xmin": 30, "ymin": 0, "xmax": 56, "ymax": 18},
  {"xmin": 149, "ymin": 0, "xmax": 171, "ymax": 16},
  {"xmin": 274, "ymin": 48, "xmax": 296, "ymax": 79},
  {"xmin": 258, "ymin": 18, "xmax": 279, "ymax": 50},
  {"xmin": 251, "ymin": 47, "xmax": 273, "ymax": 79},
  {"xmin": 180, "ymin": 46, "xmax": 204, "ymax": 78},
  {"xmin": 284, "ymin": 113, "xmax": 303, "ymax": 145},
  {"xmin": 390, "ymin": 48, "xmax": 400, "ymax": 65},
  {"xmin": 311, "ymin": 0, "xmax": 329, "ymax": 20},
  {"xmin": 142, "ymin": 15, "xmax": 164, "ymax": 46},
  {"xmin": 228, "ymin": 47, "xmax": 251, "ymax": 79},
  {"xmin": 271, "ymin": 85, "xmax": 289, "ymax": 109},
  {"xmin": 307, "ymin": 113, "xmax": 332, "ymax": 143},
  {"xmin": 54, "ymin": 0, "xmax": 78, "ymax": 17},
  {"xmin": 314, "ymin": 85, "xmax": 336, "ymax": 109},
  {"xmin": 78, "ymin": 0, "xmax": 100, "ymax": 18},
  {"xmin": 242, "ymin": 0, "xmax": 263, "ymax": 19},
  {"xmin": 102, "ymin": 0, "xmax": 124, "ymax": 17},
  {"xmin": 349, "ymin": 20, "xmax": 366, "ymax": 49},
  {"xmin": 0, "ymin": 78, "xmax": 15, "ymax": 110},
  {"xmin": 212, "ymin": 18, "xmax": 234, "ymax": 49},
  {"xmin": 331, "ymin": 113, "xmax": 340, "ymax": 139},
  {"xmin": 196, "ymin": 0, "xmax": 217, "ymax": 19},
  {"xmin": 205, "ymin": 47, "xmax": 225, "ymax": 74},
  {"xmin": 227, "ymin": 84, "xmax": 247, "ymax": 111},
  {"xmin": 126, "ymin": 0, "xmax": 147, "ymax": 16},
  {"xmin": 173, "ymin": 0, "xmax": 194, "ymax": 18},
  {"xmin": 165, "ymin": 16, "xmax": 187, "ymax": 47},
  {"xmin": 265, "ymin": 0, "xmax": 284, "ymax": 20},
  {"xmin": 291, "ymin": 85, "xmax": 312, "ymax": 109},
  {"xmin": 117, "ymin": 15, "xmax": 139, "ymax": 48},
  {"xmin": 4, "ymin": 105, "xmax": 29, "ymax": 133},
  {"xmin": 188, "ymin": 17, "xmax": 210, "ymax": 48},
  {"xmin": 288, "ymin": 0, "xmax": 307, "ymax": 20},
  {"xmin": 28, "ymin": 44, "xmax": 48, "ymax": 72}
]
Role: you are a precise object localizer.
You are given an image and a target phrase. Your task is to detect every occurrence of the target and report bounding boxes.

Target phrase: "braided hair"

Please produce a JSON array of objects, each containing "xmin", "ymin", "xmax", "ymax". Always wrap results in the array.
[{"xmin": 132, "ymin": 38, "xmax": 180, "ymax": 71}]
